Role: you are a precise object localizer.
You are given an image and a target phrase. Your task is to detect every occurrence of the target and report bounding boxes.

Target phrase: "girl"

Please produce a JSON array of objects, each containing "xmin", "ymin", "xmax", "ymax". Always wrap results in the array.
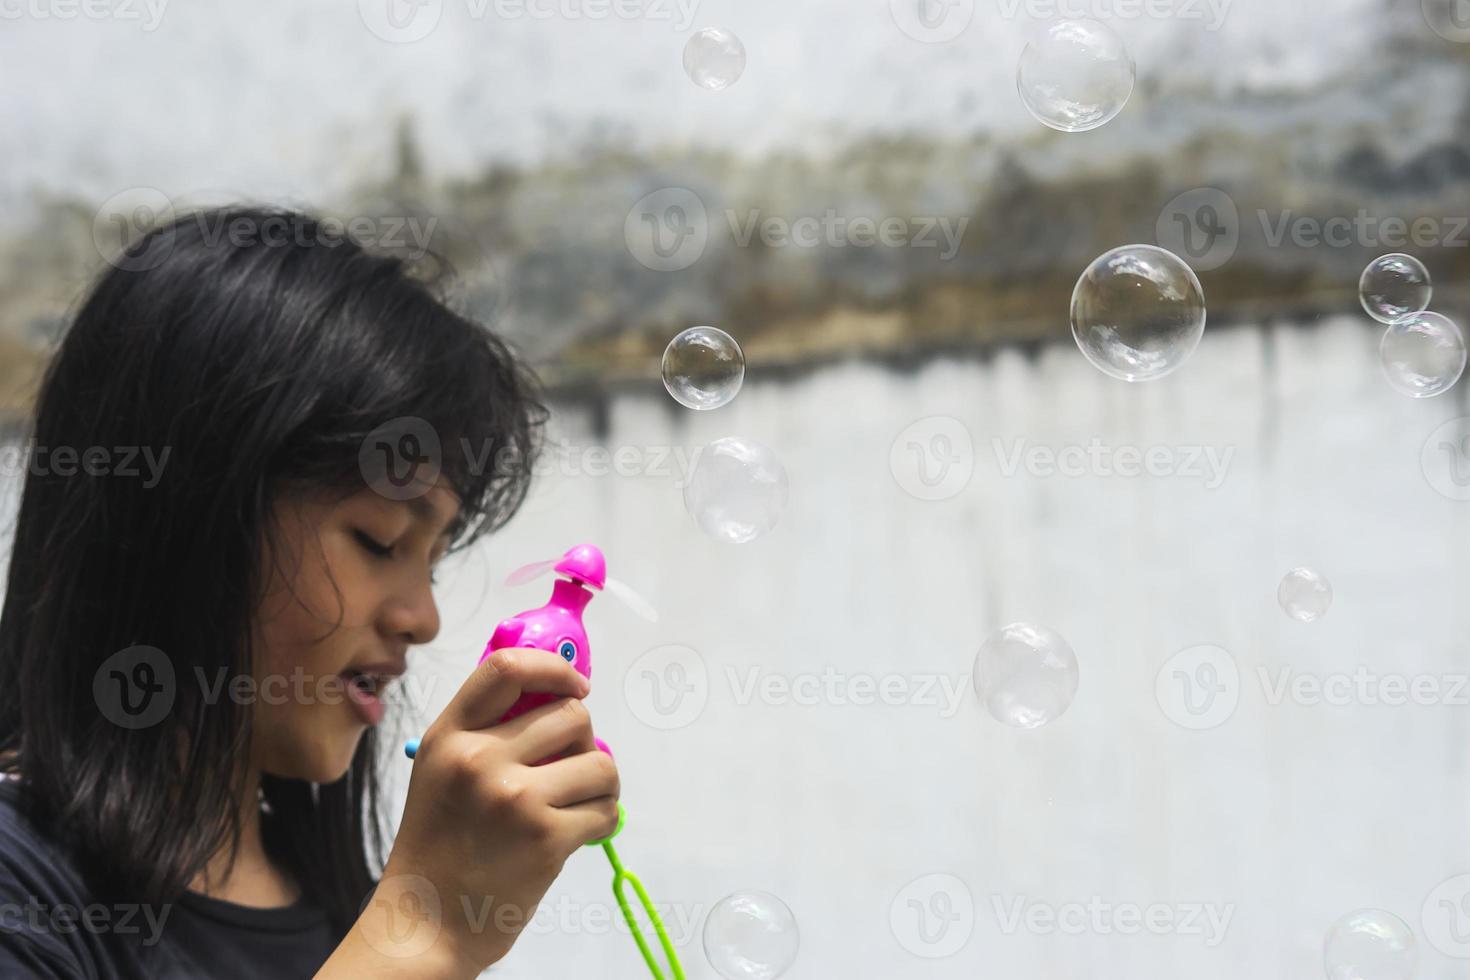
[{"xmin": 0, "ymin": 207, "xmax": 622, "ymax": 978}]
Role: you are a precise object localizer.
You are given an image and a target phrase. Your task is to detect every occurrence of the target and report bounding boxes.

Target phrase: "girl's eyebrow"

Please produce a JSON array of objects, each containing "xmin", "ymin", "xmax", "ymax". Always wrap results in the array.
[{"xmin": 405, "ymin": 493, "xmax": 460, "ymax": 537}]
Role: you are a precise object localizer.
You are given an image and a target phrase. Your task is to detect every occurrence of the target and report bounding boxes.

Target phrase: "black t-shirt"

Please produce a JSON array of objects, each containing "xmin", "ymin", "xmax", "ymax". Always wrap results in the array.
[{"xmin": 0, "ymin": 780, "xmax": 337, "ymax": 978}]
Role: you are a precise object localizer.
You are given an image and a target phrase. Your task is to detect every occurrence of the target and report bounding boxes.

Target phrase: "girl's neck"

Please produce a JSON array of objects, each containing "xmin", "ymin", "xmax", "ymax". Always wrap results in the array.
[{"xmin": 188, "ymin": 766, "xmax": 302, "ymax": 909}]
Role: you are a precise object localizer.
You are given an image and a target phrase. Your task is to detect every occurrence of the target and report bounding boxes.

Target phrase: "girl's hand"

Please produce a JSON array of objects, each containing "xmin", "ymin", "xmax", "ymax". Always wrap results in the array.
[{"xmin": 320, "ymin": 649, "xmax": 620, "ymax": 978}]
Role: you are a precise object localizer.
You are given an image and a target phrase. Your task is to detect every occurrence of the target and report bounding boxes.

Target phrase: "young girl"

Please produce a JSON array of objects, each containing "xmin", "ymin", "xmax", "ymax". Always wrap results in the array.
[{"xmin": 0, "ymin": 207, "xmax": 622, "ymax": 978}]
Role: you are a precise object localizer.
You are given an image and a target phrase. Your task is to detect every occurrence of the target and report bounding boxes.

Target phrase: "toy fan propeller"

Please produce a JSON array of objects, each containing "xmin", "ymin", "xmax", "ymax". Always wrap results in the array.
[{"xmin": 504, "ymin": 549, "xmax": 660, "ymax": 623}]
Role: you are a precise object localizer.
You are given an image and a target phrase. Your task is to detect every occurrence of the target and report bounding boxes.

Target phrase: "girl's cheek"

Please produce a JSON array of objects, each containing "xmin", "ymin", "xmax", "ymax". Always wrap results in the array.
[{"xmin": 254, "ymin": 594, "xmax": 340, "ymax": 688}]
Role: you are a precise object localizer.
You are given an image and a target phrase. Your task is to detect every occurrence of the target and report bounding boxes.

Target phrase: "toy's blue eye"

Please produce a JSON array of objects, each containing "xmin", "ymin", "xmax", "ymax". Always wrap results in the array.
[{"xmin": 558, "ymin": 640, "xmax": 577, "ymax": 662}]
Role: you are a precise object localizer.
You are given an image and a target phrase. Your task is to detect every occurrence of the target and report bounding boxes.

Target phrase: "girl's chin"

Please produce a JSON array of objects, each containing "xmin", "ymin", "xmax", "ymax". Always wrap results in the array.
[{"xmin": 260, "ymin": 728, "xmax": 367, "ymax": 784}]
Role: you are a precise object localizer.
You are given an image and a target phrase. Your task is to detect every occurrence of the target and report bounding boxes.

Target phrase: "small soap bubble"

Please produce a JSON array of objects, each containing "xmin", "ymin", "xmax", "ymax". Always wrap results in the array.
[
  {"xmin": 1071, "ymin": 244, "xmax": 1207, "ymax": 382},
  {"xmin": 684, "ymin": 28, "xmax": 746, "ymax": 90},
  {"xmin": 703, "ymin": 891, "xmax": 799, "ymax": 980},
  {"xmin": 1359, "ymin": 253, "xmax": 1432, "ymax": 325},
  {"xmin": 972, "ymin": 623, "xmax": 1079, "ymax": 729},
  {"xmin": 663, "ymin": 326, "xmax": 745, "ymax": 410},
  {"xmin": 684, "ymin": 437, "xmax": 788, "ymax": 544},
  {"xmin": 1380, "ymin": 311, "xmax": 1466, "ymax": 398},
  {"xmin": 1017, "ymin": 19, "xmax": 1135, "ymax": 133},
  {"xmin": 1323, "ymin": 909, "xmax": 1417, "ymax": 980},
  {"xmin": 1278, "ymin": 567, "xmax": 1332, "ymax": 623}
]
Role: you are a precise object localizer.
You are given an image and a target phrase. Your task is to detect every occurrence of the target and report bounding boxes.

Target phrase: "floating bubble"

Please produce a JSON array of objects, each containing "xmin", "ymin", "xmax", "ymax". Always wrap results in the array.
[
  {"xmin": 1278, "ymin": 567, "xmax": 1332, "ymax": 624},
  {"xmin": 1017, "ymin": 19, "xmax": 1135, "ymax": 133},
  {"xmin": 703, "ymin": 891, "xmax": 800, "ymax": 980},
  {"xmin": 972, "ymin": 623, "xmax": 1079, "ymax": 729},
  {"xmin": 684, "ymin": 437, "xmax": 788, "ymax": 544},
  {"xmin": 1380, "ymin": 312, "xmax": 1466, "ymax": 398},
  {"xmin": 684, "ymin": 28, "xmax": 746, "ymax": 90},
  {"xmin": 663, "ymin": 326, "xmax": 745, "ymax": 410},
  {"xmin": 1071, "ymin": 244, "xmax": 1207, "ymax": 382},
  {"xmin": 1359, "ymin": 254, "xmax": 1432, "ymax": 325},
  {"xmin": 1323, "ymin": 909, "xmax": 1417, "ymax": 980}
]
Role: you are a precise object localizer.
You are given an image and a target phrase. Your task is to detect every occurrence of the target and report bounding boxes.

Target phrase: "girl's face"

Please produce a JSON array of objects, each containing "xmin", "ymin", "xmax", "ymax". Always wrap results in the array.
[{"xmin": 250, "ymin": 482, "xmax": 459, "ymax": 783}]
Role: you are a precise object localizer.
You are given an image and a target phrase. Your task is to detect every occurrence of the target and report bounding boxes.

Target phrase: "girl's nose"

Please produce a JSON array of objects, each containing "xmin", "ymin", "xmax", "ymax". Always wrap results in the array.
[{"xmin": 382, "ymin": 579, "xmax": 441, "ymax": 646}]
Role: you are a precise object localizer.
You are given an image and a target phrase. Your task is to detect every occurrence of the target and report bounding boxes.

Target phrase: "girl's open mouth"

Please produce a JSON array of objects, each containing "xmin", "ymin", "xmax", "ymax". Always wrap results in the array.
[{"xmin": 341, "ymin": 670, "xmax": 389, "ymax": 726}]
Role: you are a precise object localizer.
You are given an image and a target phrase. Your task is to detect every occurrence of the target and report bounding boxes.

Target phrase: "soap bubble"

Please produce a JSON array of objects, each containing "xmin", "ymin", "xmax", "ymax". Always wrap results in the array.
[
  {"xmin": 1017, "ymin": 19, "xmax": 1135, "ymax": 133},
  {"xmin": 1278, "ymin": 567, "xmax": 1332, "ymax": 623},
  {"xmin": 684, "ymin": 28, "xmax": 746, "ymax": 90},
  {"xmin": 663, "ymin": 326, "xmax": 745, "ymax": 410},
  {"xmin": 1360, "ymin": 253, "xmax": 1431, "ymax": 325},
  {"xmin": 972, "ymin": 623, "xmax": 1079, "ymax": 729},
  {"xmin": 1071, "ymin": 244, "xmax": 1207, "ymax": 382},
  {"xmin": 684, "ymin": 437, "xmax": 788, "ymax": 544},
  {"xmin": 1323, "ymin": 909, "xmax": 1417, "ymax": 980},
  {"xmin": 1380, "ymin": 312, "xmax": 1466, "ymax": 398},
  {"xmin": 703, "ymin": 891, "xmax": 799, "ymax": 980}
]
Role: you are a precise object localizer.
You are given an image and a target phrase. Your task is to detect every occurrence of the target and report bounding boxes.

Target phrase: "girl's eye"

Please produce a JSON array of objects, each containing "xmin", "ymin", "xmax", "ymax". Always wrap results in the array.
[
  {"xmin": 558, "ymin": 640, "xmax": 577, "ymax": 662},
  {"xmin": 353, "ymin": 530, "xmax": 394, "ymax": 559}
]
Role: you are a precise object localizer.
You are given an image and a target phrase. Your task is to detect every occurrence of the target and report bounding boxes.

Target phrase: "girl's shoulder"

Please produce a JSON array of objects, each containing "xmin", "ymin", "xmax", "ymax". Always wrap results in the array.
[
  {"xmin": 0, "ymin": 776, "xmax": 180, "ymax": 978},
  {"xmin": 0, "ymin": 778, "xmax": 339, "ymax": 979},
  {"xmin": 0, "ymin": 776, "xmax": 91, "ymax": 900}
]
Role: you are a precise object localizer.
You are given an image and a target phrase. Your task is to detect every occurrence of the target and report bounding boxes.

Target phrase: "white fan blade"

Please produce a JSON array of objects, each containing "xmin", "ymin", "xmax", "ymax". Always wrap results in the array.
[
  {"xmin": 603, "ymin": 576, "xmax": 659, "ymax": 622},
  {"xmin": 504, "ymin": 558, "xmax": 558, "ymax": 587}
]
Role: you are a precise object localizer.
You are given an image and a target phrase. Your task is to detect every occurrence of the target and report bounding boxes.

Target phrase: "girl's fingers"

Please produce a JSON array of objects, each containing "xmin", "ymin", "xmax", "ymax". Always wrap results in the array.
[
  {"xmin": 550, "ymin": 795, "xmax": 622, "ymax": 848},
  {"xmin": 496, "ymin": 695, "xmax": 599, "ymax": 765},
  {"xmin": 536, "ymin": 748, "xmax": 620, "ymax": 808},
  {"xmin": 441, "ymin": 647, "xmax": 589, "ymax": 733}
]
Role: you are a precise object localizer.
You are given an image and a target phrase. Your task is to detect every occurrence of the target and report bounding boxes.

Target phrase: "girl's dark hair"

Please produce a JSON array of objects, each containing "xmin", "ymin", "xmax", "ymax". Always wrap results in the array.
[{"xmin": 0, "ymin": 206, "xmax": 546, "ymax": 933}]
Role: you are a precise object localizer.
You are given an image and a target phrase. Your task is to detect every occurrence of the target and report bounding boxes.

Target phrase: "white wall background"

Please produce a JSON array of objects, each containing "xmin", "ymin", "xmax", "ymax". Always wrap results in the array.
[
  {"xmin": 380, "ymin": 313, "xmax": 1470, "ymax": 978},
  {"xmin": 0, "ymin": 0, "xmax": 1428, "ymax": 215}
]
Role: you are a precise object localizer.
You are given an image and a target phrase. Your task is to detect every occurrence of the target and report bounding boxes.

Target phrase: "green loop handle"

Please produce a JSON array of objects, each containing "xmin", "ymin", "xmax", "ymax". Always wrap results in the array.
[{"xmin": 593, "ymin": 806, "xmax": 686, "ymax": 980}]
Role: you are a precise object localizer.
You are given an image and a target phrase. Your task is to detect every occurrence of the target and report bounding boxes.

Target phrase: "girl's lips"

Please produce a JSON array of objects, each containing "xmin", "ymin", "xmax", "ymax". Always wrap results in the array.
[{"xmin": 343, "ymin": 674, "xmax": 386, "ymax": 726}]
